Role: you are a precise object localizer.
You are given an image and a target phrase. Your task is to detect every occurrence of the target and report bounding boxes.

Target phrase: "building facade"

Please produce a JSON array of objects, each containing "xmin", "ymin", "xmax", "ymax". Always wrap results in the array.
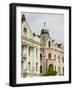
[
  {"xmin": 21, "ymin": 14, "xmax": 40, "ymax": 77},
  {"xmin": 21, "ymin": 14, "xmax": 64, "ymax": 77},
  {"xmin": 40, "ymin": 27, "xmax": 64, "ymax": 76}
]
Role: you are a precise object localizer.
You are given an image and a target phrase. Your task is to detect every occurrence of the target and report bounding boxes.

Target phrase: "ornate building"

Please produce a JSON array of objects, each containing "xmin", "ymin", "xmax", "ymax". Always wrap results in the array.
[
  {"xmin": 21, "ymin": 14, "xmax": 64, "ymax": 77},
  {"xmin": 40, "ymin": 23, "xmax": 64, "ymax": 76},
  {"xmin": 21, "ymin": 14, "xmax": 40, "ymax": 77}
]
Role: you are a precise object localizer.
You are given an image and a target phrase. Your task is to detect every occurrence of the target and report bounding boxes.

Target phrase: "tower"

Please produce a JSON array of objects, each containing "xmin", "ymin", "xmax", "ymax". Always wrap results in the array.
[
  {"xmin": 40, "ymin": 22, "xmax": 50, "ymax": 74},
  {"xmin": 40, "ymin": 22, "xmax": 50, "ymax": 47}
]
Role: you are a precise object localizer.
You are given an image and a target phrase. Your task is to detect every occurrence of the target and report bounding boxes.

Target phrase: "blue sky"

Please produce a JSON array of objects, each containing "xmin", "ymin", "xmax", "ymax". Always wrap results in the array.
[{"xmin": 22, "ymin": 12, "xmax": 64, "ymax": 44}]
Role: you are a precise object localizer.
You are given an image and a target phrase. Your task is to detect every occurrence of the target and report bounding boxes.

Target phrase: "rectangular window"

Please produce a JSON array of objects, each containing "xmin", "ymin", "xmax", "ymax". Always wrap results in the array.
[{"xmin": 40, "ymin": 66, "xmax": 42, "ymax": 73}]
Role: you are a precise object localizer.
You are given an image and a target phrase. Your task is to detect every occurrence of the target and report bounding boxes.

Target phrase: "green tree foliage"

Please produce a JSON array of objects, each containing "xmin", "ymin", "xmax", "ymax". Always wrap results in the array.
[
  {"xmin": 46, "ymin": 67, "xmax": 57, "ymax": 76},
  {"xmin": 43, "ymin": 65, "xmax": 57, "ymax": 76}
]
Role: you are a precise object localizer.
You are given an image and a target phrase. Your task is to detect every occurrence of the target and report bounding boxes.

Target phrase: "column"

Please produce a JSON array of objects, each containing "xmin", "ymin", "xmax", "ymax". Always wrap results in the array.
[
  {"xmin": 33, "ymin": 47, "xmax": 36, "ymax": 75},
  {"xmin": 26, "ymin": 45, "xmax": 29, "ymax": 74}
]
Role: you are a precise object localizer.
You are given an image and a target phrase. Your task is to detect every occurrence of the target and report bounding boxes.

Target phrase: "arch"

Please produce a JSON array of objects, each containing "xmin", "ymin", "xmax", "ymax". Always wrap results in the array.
[{"xmin": 49, "ymin": 64, "xmax": 53, "ymax": 68}]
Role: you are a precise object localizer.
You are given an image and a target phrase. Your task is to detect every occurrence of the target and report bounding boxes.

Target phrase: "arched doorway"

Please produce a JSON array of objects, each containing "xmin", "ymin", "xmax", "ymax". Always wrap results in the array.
[
  {"xmin": 49, "ymin": 64, "xmax": 53, "ymax": 68},
  {"xmin": 46, "ymin": 64, "xmax": 57, "ymax": 76},
  {"xmin": 49, "ymin": 64, "xmax": 53, "ymax": 71}
]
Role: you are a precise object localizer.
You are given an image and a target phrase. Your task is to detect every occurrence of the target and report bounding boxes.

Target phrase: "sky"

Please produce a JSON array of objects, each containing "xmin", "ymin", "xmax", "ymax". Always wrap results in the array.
[{"xmin": 22, "ymin": 12, "xmax": 64, "ymax": 44}]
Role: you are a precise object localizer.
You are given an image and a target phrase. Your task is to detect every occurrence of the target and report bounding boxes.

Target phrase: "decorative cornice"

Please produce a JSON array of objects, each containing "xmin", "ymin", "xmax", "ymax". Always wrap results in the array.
[{"xmin": 21, "ymin": 35, "xmax": 40, "ymax": 46}]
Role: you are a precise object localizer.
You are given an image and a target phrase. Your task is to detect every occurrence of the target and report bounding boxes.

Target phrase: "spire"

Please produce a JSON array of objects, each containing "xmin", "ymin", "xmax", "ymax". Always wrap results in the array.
[
  {"xmin": 21, "ymin": 14, "xmax": 26, "ymax": 23},
  {"xmin": 44, "ymin": 22, "xmax": 46, "ymax": 28},
  {"xmin": 41, "ymin": 22, "xmax": 50, "ymax": 38}
]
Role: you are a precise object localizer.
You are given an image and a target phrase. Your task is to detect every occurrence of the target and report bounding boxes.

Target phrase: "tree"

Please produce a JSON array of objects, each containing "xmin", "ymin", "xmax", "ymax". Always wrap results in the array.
[{"xmin": 43, "ymin": 64, "xmax": 57, "ymax": 76}]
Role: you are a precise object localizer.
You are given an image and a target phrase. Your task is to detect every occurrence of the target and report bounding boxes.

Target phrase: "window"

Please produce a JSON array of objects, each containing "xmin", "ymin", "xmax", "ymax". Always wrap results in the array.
[
  {"xmin": 62, "ymin": 57, "xmax": 64, "ymax": 63},
  {"xmin": 36, "ymin": 63, "xmax": 38, "ymax": 71},
  {"xmin": 28, "ymin": 62, "xmax": 30, "ymax": 69},
  {"xmin": 24, "ymin": 27, "xmax": 27, "ymax": 32},
  {"xmin": 21, "ymin": 60, "xmax": 23, "ymax": 64},
  {"xmin": 48, "ymin": 41, "xmax": 51, "ymax": 47},
  {"xmin": 48, "ymin": 53, "xmax": 51, "ymax": 59},
  {"xmin": 23, "ymin": 27, "xmax": 27, "ymax": 35},
  {"xmin": 40, "ymin": 54, "xmax": 42, "ymax": 60},
  {"xmin": 40, "ymin": 66, "xmax": 42, "ymax": 73}
]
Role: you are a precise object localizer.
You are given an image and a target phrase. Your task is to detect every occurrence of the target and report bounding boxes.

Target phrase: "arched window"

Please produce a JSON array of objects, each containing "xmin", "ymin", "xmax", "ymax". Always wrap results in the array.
[
  {"xmin": 40, "ymin": 66, "xmax": 42, "ymax": 73},
  {"xmin": 48, "ymin": 41, "xmax": 51, "ymax": 47},
  {"xmin": 40, "ymin": 54, "xmax": 42, "ymax": 60},
  {"xmin": 23, "ymin": 27, "xmax": 27, "ymax": 33},
  {"xmin": 48, "ymin": 53, "xmax": 51, "ymax": 59}
]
